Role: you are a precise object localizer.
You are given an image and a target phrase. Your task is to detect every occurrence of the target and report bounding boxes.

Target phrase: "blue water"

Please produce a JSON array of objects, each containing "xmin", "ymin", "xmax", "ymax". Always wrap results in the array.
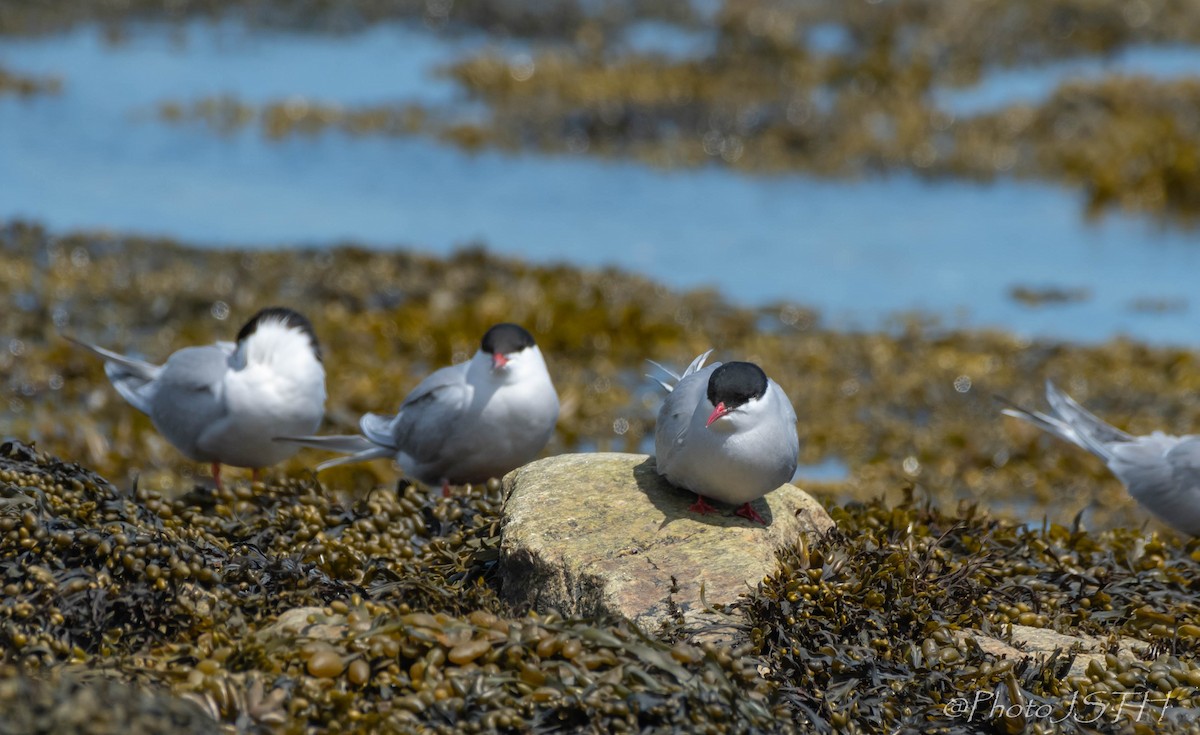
[
  {"xmin": 620, "ymin": 20, "xmax": 714, "ymax": 59},
  {"xmin": 935, "ymin": 44, "xmax": 1200, "ymax": 116},
  {"xmin": 3, "ymin": 22, "xmax": 1200, "ymax": 345},
  {"xmin": 793, "ymin": 456, "xmax": 851, "ymax": 483}
]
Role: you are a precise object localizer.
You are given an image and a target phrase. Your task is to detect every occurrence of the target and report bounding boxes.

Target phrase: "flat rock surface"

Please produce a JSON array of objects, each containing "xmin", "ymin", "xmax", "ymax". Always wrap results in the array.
[
  {"xmin": 499, "ymin": 452, "xmax": 835, "ymax": 634},
  {"xmin": 968, "ymin": 624, "xmax": 1151, "ymax": 679}
]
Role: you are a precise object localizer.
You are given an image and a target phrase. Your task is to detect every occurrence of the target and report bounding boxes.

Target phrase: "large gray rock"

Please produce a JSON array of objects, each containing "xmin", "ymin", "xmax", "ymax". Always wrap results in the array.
[{"xmin": 499, "ymin": 452, "xmax": 835, "ymax": 635}]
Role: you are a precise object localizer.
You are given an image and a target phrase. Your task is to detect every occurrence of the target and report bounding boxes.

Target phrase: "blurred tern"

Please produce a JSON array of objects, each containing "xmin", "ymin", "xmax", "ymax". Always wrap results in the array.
[
  {"xmin": 652, "ymin": 351, "xmax": 799, "ymax": 524},
  {"xmin": 279, "ymin": 323, "xmax": 559, "ymax": 491},
  {"xmin": 1002, "ymin": 381, "xmax": 1200, "ymax": 536},
  {"xmin": 68, "ymin": 307, "xmax": 326, "ymax": 489}
]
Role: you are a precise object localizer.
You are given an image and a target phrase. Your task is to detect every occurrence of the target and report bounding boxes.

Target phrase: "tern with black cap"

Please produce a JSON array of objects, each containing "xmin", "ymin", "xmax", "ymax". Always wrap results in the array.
[
  {"xmin": 652, "ymin": 350, "xmax": 799, "ymax": 524},
  {"xmin": 279, "ymin": 323, "xmax": 559, "ymax": 493},
  {"xmin": 67, "ymin": 307, "xmax": 327, "ymax": 489}
]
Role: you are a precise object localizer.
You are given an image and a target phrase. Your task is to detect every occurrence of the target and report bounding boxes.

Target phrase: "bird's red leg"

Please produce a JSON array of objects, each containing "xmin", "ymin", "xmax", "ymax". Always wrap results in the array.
[
  {"xmin": 687, "ymin": 495, "xmax": 719, "ymax": 515},
  {"xmin": 736, "ymin": 502, "xmax": 767, "ymax": 525},
  {"xmin": 441, "ymin": 480, "xmax": 452, "ymax": 498},
  {"xmin": 252, "ymin": 468, "xmax": 261, "ymax": 484},
  {"xmin": 211, "ymin": 462, "xmax": 223, "ymax": 491}
]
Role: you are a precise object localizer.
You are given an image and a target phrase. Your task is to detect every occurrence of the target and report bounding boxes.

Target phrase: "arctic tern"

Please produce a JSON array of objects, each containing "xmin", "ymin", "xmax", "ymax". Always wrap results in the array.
[
  {"xmin": 652, "ymin": 351, "xmax": 799, "ymax": 524},
  {"xmin": 68, "ymin": 306, "xmax": 326, "ymax": 489},
  {"xmin": 279, "ymin": 323, "xmax": 559, "ymax": 492}
]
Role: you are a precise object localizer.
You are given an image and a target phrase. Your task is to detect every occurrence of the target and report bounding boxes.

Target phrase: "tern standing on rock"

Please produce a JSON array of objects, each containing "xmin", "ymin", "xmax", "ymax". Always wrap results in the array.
[
  {"xmin": 1002, "ymin": 381, "xmax": 1200, "ymax": 536},
  {"xmin": 279, "ymin": 323, "xmax": 559, "ymax": 493},
  {"xmin": 68, "ymin": 307, "xmax": 327, "ymax": 490},
  {"xmin": 652, "ymin": 351, "xmax": 799, "ymax": 524}
]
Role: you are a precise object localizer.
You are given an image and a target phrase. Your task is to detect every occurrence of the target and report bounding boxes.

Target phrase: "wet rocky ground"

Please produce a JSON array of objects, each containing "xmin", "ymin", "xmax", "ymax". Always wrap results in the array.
[{"xmin": 2, "ymin": 221, "xmax": 1200, "ymax": 733}]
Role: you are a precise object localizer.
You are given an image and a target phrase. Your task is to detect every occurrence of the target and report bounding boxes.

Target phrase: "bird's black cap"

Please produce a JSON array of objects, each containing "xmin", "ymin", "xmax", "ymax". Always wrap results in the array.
[
  {"xmin": 236, "ymin": 307, "xmax": 322, "ymax": 362},
  {"xmin": 480, "ymin": 323, "xmax": 536, "ymax": 356},
  {"xmin": 707, "ymin": 361, "xmax": 768, "ymax": 409}
]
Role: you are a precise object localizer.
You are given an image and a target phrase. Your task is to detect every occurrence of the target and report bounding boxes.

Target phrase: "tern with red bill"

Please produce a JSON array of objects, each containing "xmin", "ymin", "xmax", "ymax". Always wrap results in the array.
[
  {"xmin": 67, "ymin": 307, "xmax": 327, "ymax": 490},
  {"xmin": 278, "ymin": 323, "xmax": 559, "ymax": 490},
  {"xmin": 651, "ymin": 351, "xmax": 799, "ymax": 524}
]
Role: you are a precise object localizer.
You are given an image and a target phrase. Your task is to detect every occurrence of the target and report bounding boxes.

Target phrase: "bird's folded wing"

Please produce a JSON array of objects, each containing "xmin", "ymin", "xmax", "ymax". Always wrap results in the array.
[
  {"xmin": 391, "ymin": 379, "xmax": 472, "ymax": 465},
  {"xmin": 160, "ymin": 346, "xmax": 236, "ymax": 455}
]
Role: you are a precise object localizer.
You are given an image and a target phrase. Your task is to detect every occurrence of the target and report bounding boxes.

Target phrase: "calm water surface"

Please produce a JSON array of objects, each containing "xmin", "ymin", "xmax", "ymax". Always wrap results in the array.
[{"xmin": 3, "ymin": 22, "xmax": 1200, "ymax": 345}]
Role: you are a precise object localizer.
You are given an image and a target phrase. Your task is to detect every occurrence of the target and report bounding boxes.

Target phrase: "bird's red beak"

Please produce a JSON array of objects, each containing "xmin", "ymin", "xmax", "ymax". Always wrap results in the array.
[
  {"xmin": 706, "ymin": 402, "xmax": 728, "ymax": 428},
  {"xmin": 492, "ymin": 353, "xmax": 509, "ymax": 369}
]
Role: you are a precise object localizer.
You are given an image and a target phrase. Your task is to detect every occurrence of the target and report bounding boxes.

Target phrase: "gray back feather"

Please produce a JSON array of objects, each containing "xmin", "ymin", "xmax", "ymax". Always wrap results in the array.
[
  {"xmin": 1109, "ymin": 435, "xmax": 1200, "ymax": 535},
  {"xmin": 148, "ymin": 345, "xmax": 235, "ymax": 459}
]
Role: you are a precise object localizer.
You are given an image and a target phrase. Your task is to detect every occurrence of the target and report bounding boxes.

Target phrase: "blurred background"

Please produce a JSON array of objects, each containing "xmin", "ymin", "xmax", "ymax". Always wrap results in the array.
[{"xmin": 4, "ymin": 0, "xmax": 1200, "ymax": 533}]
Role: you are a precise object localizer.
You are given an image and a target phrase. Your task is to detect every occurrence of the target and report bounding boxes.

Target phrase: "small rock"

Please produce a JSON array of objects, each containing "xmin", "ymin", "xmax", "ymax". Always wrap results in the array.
[
  {"xmin": 499, "ymin": 453, "xmax": 834, "ymax": 636},
  {"xmin": 967, "ymin": 624, "xmax": 1150, "ymax": 678},
  {"xmin": 257, "ymin": 607, "xmax": 348, "ymax": 643}
]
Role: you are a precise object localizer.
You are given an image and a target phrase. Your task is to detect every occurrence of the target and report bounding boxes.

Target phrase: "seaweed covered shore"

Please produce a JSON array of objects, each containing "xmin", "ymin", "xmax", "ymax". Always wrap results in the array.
[
  {"xmin": 1, "ymin": 440, "xmax": 1199, "ymax": 733},
  {"xmin": 1, "ymin": 221, "xmax": 1200, "ymax": 732},
  {"xmin": 4, "ymin": 219, "xmax": 1199, "ymax": 531}
]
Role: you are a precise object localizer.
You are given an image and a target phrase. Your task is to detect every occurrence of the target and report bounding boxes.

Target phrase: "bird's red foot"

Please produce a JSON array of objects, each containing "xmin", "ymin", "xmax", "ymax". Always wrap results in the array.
[
  {"xmin": 736, "ymin": 502, "xmax": 767, "ymax": 525},
  {"xmin": 211, "ymin": 462, "xmax": 224, "ymax": 491},
  {"xmin": 441, "ymin": 480, "xmax": 452, "ymax": 498},
  {"xmin": 688, "ymin": 495, "xmax": 720, "ymax": 515}
]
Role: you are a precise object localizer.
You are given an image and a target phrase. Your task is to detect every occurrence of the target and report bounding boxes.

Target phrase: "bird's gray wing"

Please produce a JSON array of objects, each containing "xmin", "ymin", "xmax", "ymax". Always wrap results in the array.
[
  {"xmin": 654, "ymin": 365, "xmax": 714, "ymax": 476},
  {"xmin": 66, "ymin": 335, "xmax": 163, "ymax": 415},
  {"xmin": 152, "ymin": 345, "xmax": 235, "ymax": 456},
  {"xmin": 1105, "ymin": 433, "xmax": 1200, "ymax": 535},
  {"xmin": 277, "ymin": 363, "xmax": 472, "ymax": 473},
  {"xmin": 386, "ymin": 363, "xmax": 473, "ymax": 465},
  {"xmin": 359, "ymin": 412, "xmax": 398, "ymax": 449}
]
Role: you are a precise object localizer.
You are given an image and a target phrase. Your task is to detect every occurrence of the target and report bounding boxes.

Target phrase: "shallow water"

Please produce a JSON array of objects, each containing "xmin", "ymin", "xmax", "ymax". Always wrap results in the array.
[
  {"xmin": 4, "ymin": 22, "xmax": 1200, "ymax": 345},
  {"xmin": 934, "ymin": 44, "xmax": 1200, "ymax": 115}
]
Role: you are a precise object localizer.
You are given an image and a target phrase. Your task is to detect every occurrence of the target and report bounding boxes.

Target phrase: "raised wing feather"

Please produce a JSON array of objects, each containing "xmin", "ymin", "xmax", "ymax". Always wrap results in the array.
[
  {"xmin": 647, "ymin": 349, "xmax": 715, "ymax": 393},
  {"xmin": 66, "ymin": 336, "xmax": 163, "ymax": 415}
]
